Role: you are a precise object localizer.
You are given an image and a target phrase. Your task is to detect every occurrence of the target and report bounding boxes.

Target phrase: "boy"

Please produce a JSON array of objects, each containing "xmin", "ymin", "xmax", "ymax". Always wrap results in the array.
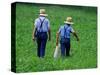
[
  {"xmin": 56, "ymin": 17, "xmax": 79, "ymax": 57},
  {"xmin": 32, "ymin": 9, "xmax": 51, "ymax": 58}
]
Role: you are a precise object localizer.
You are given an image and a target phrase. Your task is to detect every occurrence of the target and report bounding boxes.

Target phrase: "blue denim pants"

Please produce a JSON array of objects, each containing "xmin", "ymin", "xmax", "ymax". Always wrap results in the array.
[
  {"xmin": 36, "ymin": 32, "xmax": 48, "ymax": 57},
  {"xmin": 60, "ymin": 38, "xmax": 70, "ymax": 57}
]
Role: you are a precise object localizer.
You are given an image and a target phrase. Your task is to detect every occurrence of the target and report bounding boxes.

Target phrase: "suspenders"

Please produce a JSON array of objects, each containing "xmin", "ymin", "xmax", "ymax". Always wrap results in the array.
[
  {"xmin": 34, "ymin": 18, "xmax": 45, "ymax": 37},
  {"xmin": 64, "ymin": 26, "xmax": 69, "ymax": 38},
  {"xmin": 39, "ymin": 18, "xmax": 45, "ymax": 32}
]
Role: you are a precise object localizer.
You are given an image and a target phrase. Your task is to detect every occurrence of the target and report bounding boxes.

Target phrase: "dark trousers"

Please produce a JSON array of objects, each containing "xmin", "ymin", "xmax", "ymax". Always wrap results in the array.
[
  {"xmin": 60, "ymin": 38, "xmax": 70, "ymax": 57},
  {"xmin": 36, "ymin": 32, "xmax": 47, "ymax": 57}
]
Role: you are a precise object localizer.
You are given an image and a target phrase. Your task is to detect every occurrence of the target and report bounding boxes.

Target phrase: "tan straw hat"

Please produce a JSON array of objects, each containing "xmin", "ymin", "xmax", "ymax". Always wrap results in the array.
[
  {"xmin": 64, "ymin": 17, "xmax": 74, "ymax": 24},
  {"xmin": 39, "ymin": 9, "xmax": 48, "ymax": 16}
]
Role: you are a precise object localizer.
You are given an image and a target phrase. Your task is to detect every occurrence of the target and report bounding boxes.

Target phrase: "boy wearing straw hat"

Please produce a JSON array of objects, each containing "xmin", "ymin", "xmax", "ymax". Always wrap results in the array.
[
  {"xmin": 32, "ymin": 9, "xmax": 51, "ymax": 58},
  {"xmin": 56, "ymin": 17, "xmax": 79, "ymax": 57}
]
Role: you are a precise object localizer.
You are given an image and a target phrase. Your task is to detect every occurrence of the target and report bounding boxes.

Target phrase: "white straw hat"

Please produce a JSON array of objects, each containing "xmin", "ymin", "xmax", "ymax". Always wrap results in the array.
[
  {"xmin": 39, "ymin": 9, "xmax": 48, "ymax": 16},
  {"xmin": 64, "ymin": 17, "xmax": 74, "ymax": 24}
]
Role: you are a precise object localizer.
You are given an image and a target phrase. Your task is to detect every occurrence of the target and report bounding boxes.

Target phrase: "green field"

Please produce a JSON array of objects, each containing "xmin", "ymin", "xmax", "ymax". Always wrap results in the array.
[{"xmin": 16, "ymin": 3, "xmax": 97, "ymax": 72}]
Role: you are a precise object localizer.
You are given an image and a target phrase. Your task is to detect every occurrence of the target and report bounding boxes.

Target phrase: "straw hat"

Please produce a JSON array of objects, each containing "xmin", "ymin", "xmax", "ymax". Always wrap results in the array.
[
  {"xmin": 64, "ymin": 17, "xmax": 74, "ymax": 24},
  {"xmin": 39, "ymin": 9, "xmax": 48, "ymax": 16}
]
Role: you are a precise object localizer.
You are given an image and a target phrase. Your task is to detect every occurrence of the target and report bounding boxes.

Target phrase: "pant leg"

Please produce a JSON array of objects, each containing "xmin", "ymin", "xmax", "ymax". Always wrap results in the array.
[
  {"xmin": 65, "ymin": 39, "xmax": 70, "ymax": 56},
  {"xmin": 37, "ymin": 38, "xmax": 41, "ymax": 57},
  {"xmin": 60, "ymin": 42, "xmax": 66, "ymax": 56},
  {"xmin": 40, "ymin": 32, "xmax": 47, "ymax": 57},
  {"xmin": 40, "ymin": 39, "xmax": 47, "ymax": 57}
]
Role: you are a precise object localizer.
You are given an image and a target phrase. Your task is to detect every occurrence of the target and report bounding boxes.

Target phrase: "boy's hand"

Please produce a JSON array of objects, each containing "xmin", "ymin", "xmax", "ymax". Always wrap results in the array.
[
  {"xmin": 76, "ymin": 38, "xmax": 79, "ymax": 41},
  {"xmin": 48, "ymin": 37, "xmax": 51, "ymax": 41},
  {"xmin": 56, "ymin": 43, "xmax": 58, "ymax": 46},
  {"xmin": 56, "ymin": 42, "xmax": 58, "ymax": 46},
  {"xmin": 32, "ymin": 36, "xmax": 35, "ymax": 41}
]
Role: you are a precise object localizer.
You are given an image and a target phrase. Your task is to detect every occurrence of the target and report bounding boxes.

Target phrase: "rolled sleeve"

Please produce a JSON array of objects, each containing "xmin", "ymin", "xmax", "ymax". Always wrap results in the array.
[
  {"xmin": 34, "ymin": 19, "xmax": 39, "ymax": 28},
  {"xmin": 47, "ymin": 19, "xmax": 50, "ymax": 29},
  {"xmin": 70, "ymin": 27, "xmax": 75, "ymax": 33},
  {"xmin": 58, "ymin": 27, "xmax": 61, "ymax": 33}
]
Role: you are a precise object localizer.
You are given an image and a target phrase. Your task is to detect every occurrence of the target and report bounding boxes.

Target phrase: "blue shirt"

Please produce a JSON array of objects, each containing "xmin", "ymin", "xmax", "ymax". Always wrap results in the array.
[
  {"xmin": 59, "ymin": 24, "xmax": 75, "ymax": 38},
  {"xmin": 34, "ymin": 16, "xmax": 50, "ymax": 32}
]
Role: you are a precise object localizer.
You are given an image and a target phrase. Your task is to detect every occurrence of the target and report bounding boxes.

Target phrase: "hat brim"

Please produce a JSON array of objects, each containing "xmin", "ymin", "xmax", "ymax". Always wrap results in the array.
[
  {"xmin": 40, "ymin": 14, "xmax": 48, "ymax": 16},
  {"xmin": 64, "ymin": 21, "xmax": 74, "ymax": 24}
]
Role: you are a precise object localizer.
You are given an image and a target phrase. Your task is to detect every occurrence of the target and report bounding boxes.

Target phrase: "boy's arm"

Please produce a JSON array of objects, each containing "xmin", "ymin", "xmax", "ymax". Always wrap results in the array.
[
  {"xmin": 48, "ymin": 28, "xmax": 51, "ymax": 41},
  {"xmin": 72, "ymin": 31, "xmax": 79, "ymax": 41},
  {"xmin": 47, "ymin": 19, "xmax": 51, "ymax": 41},
  {"xmin": 56, "ymin": 31, "xmax": 59, "ymax": 46},
  {"xmin": 32, "ymin": 26, "xmax": 37, "ymax": 40}
]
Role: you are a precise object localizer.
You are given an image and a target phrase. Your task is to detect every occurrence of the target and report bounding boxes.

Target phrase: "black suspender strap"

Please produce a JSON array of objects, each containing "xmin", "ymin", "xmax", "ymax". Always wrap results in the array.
[
  {"xmin": 64, "ymin": 26, "xmax": 69, "ymax": 38},
  {"xmin": 39, "ymin": 18, "xmax": 45, "ymax": 29}
]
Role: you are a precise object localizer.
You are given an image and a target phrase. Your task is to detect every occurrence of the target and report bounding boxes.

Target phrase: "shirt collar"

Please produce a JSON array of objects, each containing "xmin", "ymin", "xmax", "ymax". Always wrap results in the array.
[
  {"xmin": 64, "ymin": 24, "xmax": 71, "ymax": 26},
  {"xmin": 39, "ymin": 16, "xmax": 45, "ymax": 18}
]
